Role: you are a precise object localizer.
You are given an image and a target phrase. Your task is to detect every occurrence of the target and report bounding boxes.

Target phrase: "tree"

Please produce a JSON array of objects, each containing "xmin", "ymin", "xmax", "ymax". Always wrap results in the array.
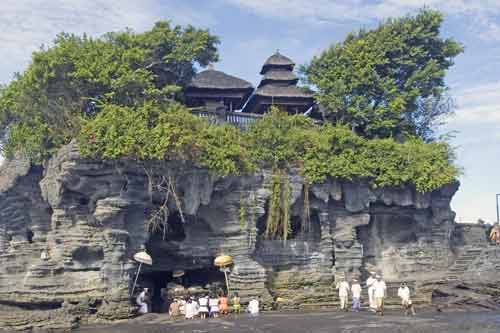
[
  {"xmin": 301, "ymin": 9, "xmax": 463, "ymax": 140},
  {"xmin": 0, "ymin": 21, "xmax": 219, "ymax": 162}
]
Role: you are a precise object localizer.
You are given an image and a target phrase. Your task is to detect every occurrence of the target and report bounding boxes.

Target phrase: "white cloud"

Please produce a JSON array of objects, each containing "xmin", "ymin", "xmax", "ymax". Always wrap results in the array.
[
  {"xmin": 451, "ymin": 81, "xmax": 500, "ymax": 125},
  {"xmin": 224, "ymin": 0, "xmax": 500, "ymax": 41},
  {"xmin": 0, "ymin": 0, "xmax": 215, "ymax": 83},
  {"xmin": 445, "ymin": 81, "xmax": 500, "ymax": 222}
]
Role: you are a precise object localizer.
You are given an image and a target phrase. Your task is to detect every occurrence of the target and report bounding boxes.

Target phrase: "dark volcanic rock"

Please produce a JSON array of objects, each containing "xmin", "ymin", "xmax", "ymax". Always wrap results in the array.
[{"xmin": 0, "ymin": 142, "xmax": 496, "ymax": 330}]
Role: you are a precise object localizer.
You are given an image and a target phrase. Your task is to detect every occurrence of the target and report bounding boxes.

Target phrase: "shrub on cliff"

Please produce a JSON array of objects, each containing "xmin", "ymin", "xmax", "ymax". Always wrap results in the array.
[
  {"xmin": 79, "ymin": 102, "xmax": 252, "ymax": 176},
  {"xmin": 0, "ymin": 21, "xmax": 219, "ymax": 163},
  {"xmin": 301, "ymin": 9, "xmax": 463, "ymax": 141},
  {"xmin": 79, "ymin": 104, "xmax": 459, "ymax": 192},
  {"xmin": 245, "ymin": 107, "xmax": 458, "ymax": 192},
  {"xmin": 1, "ymin": 12, "xmax": 460, "ymax": 192}
]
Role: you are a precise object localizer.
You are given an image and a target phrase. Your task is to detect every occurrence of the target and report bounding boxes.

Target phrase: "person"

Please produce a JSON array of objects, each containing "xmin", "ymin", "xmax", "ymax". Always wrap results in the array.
[
  {"xmin": 160, "ymin": 288, "xmax": 169, "ymax": 313},
  {"xmin": 192, "ymin": 296, "xmax": 200, "ymax": 317},
  {"xmin": 185, "ymin": 297, "xmax": 196, "ymax": 320},
  {"xmin": 136, "ymin": 288, "xmax": 149, "ymax": 314},
  {"xmin": 373, "ymin": 275, "xmax": 387, "ymax": 316},
  {"xmin": 40, "ymin": 247, "xmax": 50, "ymax": 260},
  {"xmin": 490, "ymin": 223, "xmax": 500, "ymax": 245},
  {"xmin": 169, "ymin": 298, "xmax": 180, "ymax": 317},
  {"xmin": 248, "ymin": 297, "xmax": 259, "ymax": 316},
  {"xmin": 179, "ymin": 297, "xmax": 186, "ymax": 316},
  {"xmin": 351, "ymin": 279, "xmax": 362, "ymax": 312},
  {"xmin": 232, "ymin": 292, "xmax": 241, "ymax": 314},
  {"xmin": 199, "ymin": 294, "xmax": 209, "ymax": 319},
  {"xmin": 366, "ymin": 272, "xmax": 377, "ymax": 312},
  {"xmin": 209, "ymin": 294, "xmax": 220, "ymax": 318},
  {"xmin": 397, "ymin": 282, "xmax": 416, "ymax": 316},
  {"xmin": 219, "ymin": 293, "xmax": 229, "ymax": 315},
  {"xmin": 336, "ymin": 276, "xmax": 350, "ymax": 311}
]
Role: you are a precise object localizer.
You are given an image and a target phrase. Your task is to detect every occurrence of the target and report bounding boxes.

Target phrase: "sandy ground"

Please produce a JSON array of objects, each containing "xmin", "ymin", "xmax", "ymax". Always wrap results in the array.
[{"xmin": 75, "ymin": 309, "xmax": 500, "ymax": 333}]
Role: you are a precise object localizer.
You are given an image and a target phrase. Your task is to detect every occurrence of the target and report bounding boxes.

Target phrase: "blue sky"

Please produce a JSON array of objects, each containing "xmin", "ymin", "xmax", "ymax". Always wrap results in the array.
[{"xmin": 0, "ymin": 0, "xmax": 499, "ymax": 222}]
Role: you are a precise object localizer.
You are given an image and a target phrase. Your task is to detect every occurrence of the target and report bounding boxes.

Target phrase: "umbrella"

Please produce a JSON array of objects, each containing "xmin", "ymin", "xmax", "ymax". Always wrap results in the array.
[
  {"xmin": 173, "ymin": 270, "xmax": 185, "ymax": 278},
  {"xmin": 214, "ymin": 255, "xmax": 233, "ymax": 267},
  {"xmin": 214, "ymin": 255, "xmax": 233, "ymax": 296},
  {"xmin": 131, "ymin": 250, "xmax": 152, "ymax": 296},
  {"xmin": 134, "ymin": 251, "xmax": 152, "ymax": 265}
]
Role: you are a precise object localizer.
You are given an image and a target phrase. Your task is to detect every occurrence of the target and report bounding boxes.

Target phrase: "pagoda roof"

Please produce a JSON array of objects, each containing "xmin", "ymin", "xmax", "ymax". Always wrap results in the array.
[
  {"xmin": 259, "ymin": 69, "xmax": 298, "ymax": 87},
  {"xmin": 260, "ymin": 52, "xmax": 295, "ymax": 74},
  {"xmin": 255, "ymin": 84, "xmax": 314, "ymax": 98},
  {"xmin": 187, "ymin": 68, "xmax": 253, "ymax": 90}
]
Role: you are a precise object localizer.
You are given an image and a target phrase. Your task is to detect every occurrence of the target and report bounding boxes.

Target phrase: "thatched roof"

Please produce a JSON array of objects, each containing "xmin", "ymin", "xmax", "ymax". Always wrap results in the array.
[
  {"xmin": 255, "ymin": 84, "xmax": 314, "ymax": 98},
  {"xmin": 188, "ymin": 68, "xmax": 253, "ymax": 90},
  {"xmin": 259, "ymin": 69, "xmax": 298, "ymax": 86},
  {"xmin": 260, "ymin": 52, "xmax": 295, "ymax": 74}
]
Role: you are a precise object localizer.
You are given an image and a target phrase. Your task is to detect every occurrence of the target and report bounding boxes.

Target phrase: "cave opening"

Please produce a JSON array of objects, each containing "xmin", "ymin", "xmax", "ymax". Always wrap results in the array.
[
  {"xmin": 139, "ymin": 267, "xmax": 226, "ymax": 313},
  {"xmin": 148, "ymin": 211, "xmax": 186, "ymax": 242}
]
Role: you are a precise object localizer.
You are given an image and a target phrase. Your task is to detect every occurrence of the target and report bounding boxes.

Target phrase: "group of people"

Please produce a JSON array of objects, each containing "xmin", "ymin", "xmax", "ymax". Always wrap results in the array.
[
  {"xmin": 169, "ymin": 293, "xmax": 233, "ymax": 319},
  {"xmin": 137, "ymin": 289, "xmax": 260, "ymax": 319},
  {"xmin": 138, "ymin": 272, "xmax": 415, "ymax": 318},
  {"xmin": 336, "ymin": 272, "xmax": 415, "ymax": 316}
]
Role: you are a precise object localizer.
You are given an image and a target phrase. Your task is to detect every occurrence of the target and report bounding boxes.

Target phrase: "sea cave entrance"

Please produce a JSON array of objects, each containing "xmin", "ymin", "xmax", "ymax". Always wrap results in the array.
[
  {"xmin": 138, "ymin": 267, "xmax": 226, "ymax": 313},
  {"xmin": 137, "ymin": 210, "xmax": 227, "ymax": 312}
]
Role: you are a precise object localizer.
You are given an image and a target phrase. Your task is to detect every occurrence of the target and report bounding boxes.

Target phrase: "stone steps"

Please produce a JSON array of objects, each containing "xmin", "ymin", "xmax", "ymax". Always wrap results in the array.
[{"xmin": 446, "ymin": 246, "xmax": 485, "ymax": 281}]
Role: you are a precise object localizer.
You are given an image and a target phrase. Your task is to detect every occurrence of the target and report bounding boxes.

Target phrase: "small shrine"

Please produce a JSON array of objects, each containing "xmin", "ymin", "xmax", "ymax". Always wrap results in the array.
[
  {"xmin": 185, "ymin": 64, "xmax": 253, "ymax": 111},
  {"xmin": 242, "ymin": 51, "xmax": 314, "ymax": 114}
]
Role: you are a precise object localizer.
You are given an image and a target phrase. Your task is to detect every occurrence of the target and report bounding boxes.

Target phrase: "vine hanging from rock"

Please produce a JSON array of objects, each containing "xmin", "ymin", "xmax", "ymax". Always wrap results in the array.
[
  {"xmin": 143, "ymin": 165, "xmax": 185, "ymax": 240},
  {"xmin": 239, "ymin": 191, "xmax": 247, "ymax": 231},
  {"xmin": 264, "ymin": 169, "xmax": 292, "ymax": 240},
  {"xmin": 302, "ymin": 181, "xmax": 311, "ymax": 233}
]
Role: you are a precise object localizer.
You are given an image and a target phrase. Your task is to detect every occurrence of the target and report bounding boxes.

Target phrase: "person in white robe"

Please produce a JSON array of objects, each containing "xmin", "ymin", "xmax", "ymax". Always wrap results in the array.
[
  {"xmin": 398, "ymin": 282, "xmax": 415, "ymax": 316},
  {"xmin": 199, "ymin": 294, "xmax": 209, "ymax": 319},
  {"xmin": 136, "ymin": 288, "xmax": 149, "ymax": 314},
  {"xmin": 366, "ymin": 272, "xmax": 377, "ymax": 312},
  {"xmin": 185, "ymin": 298, "xmax": 196, "ymax": 319},
  {"xmin": 336, "ymin": 277, "xmax": 350, "ymax": 311},
  {"xmin": 351, "ymin": 279, "xmax": 362, "ymax": 312},
  {"xmin": 209, "ymin": 295, "xmax": 220, "ymax": 318},
  {"xmin": 248, "ymin": 298, "xmax": 259, "ymax": 316},
  {"xmin": 373, "ymin": 276, "xmax": 387, "ymax": 316}
]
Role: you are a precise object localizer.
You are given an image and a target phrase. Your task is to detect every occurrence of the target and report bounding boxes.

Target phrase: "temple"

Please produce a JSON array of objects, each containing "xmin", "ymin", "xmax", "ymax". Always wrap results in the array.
[
  {"xmin": 185, "ymin": 65, "xmax": 253, "ymax": 112},
  {"xmin": 185, "ymin": 51, "xmax": 314, "ymax": 116},
  {"xmin": 1, "ymin": 50, "xmax": 497, "ymax": 332},
  {"xmin": 243, "ymin": 51, "xmax": 314, "ymax": 114}
]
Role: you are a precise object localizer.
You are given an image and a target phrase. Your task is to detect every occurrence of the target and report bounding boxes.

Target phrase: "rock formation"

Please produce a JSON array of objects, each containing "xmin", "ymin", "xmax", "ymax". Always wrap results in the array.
[{"xmin": 0, "ymin": 142, "xmax": 496, "ymax": 330}]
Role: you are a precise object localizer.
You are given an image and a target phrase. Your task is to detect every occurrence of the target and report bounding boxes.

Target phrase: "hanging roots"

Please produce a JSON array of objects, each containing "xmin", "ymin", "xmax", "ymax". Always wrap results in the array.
[
  {"xmin": 239, "ymin": 191, "xmax": 247, "ymax": 231},
  {"xmin": 264, "ymin": 169, "xmax": 291, "ymax": 240},
  {"xmin": 302, "ymin": 181, "xmax": 311, "ymax": 233},
  {"xmin": 143, "ymin": 166, "xmax": 185, "ymax": 240}
]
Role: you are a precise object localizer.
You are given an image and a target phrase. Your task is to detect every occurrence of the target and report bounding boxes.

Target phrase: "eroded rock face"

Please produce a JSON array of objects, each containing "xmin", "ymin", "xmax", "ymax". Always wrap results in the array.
[{"xmin": 0, "ymin": 142, "xmax": 489, "ymax": 330}]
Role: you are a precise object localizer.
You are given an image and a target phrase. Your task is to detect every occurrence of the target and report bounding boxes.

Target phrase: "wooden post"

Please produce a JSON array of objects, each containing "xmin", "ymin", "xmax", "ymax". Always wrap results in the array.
[
  {"xmin": 223, "ymin": 267, "xmax": 230, "ymax": 296},
  {"xmin": 131, "ymin": 262, "xmax": 143, "ymax": 296}
]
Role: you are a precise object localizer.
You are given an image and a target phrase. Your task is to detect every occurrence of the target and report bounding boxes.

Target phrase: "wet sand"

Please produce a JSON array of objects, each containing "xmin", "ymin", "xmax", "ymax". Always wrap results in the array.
[{"xmin": 76, "ymin": 309, "xmax": 500, "ymax": 333}]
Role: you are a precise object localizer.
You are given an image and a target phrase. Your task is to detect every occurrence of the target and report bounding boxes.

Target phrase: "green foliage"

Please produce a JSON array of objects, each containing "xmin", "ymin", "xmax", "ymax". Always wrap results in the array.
[
  {"xmin": 245, "ymin": 108, "xmax": 459, "ymax": 193},
  {"xmin": 301, "ymin": 9, "xmax": 463, "ymax": 140},
  {"xmin": 302, "ymin": 181, "xmax": 311, "ymax": 233},
  {"xmin": 245, "ymin": 106, "xmax": 316, "ymax": 169},
  {"xmin": 79, "ymin": 102, "xmax": 251, "ymax": 176},
  {"xmin": 0, "ymin": 21, "xmax": 219, "ymax": 162},
  {"xmin": 0, "ymin": 14, "xmax": 459, "ymax": 196},
  {"xmin": 264, "ymin": 170, "xmax": 292, "ymax": 240},
  {"xmin": 239, "ymin": 192, "xmax": 247, "ymax": 231}
]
